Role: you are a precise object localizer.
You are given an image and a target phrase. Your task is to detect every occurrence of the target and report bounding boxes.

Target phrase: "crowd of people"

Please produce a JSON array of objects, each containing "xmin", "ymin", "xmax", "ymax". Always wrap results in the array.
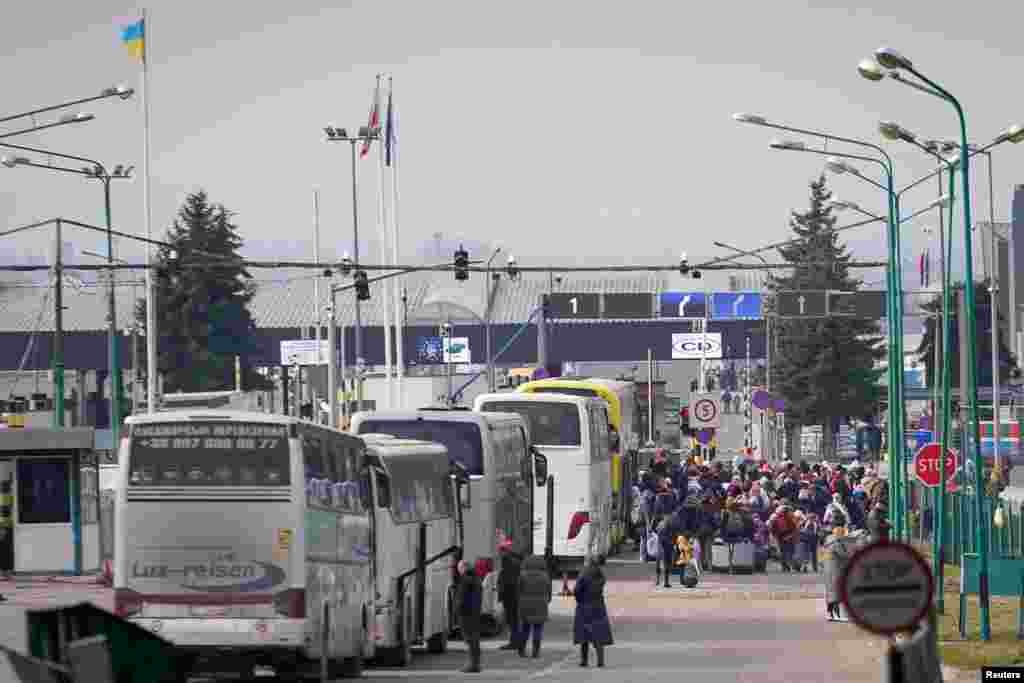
[
  {"xmin": 634, "ymin": 450, "xmax": 892, "ymax": 588},
  {"xmin": 453, "ymin": 544, "xmax": 613, "ymax": 673}
]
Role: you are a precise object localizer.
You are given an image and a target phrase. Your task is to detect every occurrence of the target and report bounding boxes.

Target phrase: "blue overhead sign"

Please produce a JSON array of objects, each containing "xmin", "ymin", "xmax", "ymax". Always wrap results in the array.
[
  {"xmin": 711, "ymin": 292, "xmax": 762, "ymax": 320},
  {"xmin": 659, "ymin": 292, "xmax": 706, "ymax": 318}
]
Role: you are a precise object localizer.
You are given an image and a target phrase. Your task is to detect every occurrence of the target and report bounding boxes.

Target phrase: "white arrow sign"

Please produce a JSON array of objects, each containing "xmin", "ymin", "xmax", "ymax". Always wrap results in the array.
[
  {"xmin": 733, "ymin": 294, "xmax": 745, "ymax": 317},
  {"xmin": 679, "ymin": 295, "xmax": 691, "ymax": 317},
  {"xmin": 797, "ymin": 295, "xmax": 806, "ymax": 314}
]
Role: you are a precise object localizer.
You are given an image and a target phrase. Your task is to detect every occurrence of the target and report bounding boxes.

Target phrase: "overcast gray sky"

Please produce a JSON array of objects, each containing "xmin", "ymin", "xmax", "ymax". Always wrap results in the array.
[{"xmin": 1, "ymin": 0, "xmax": 1021, "ymax": 291}]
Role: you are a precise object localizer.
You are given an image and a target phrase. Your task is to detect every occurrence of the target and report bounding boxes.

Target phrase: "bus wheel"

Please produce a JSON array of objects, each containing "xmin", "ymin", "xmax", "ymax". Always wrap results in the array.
[
  {"xmin": 426, "ymin": 628, "xmax": 448, "ymax": 654},
  {"xmin": 337, "ymin": 656, "xmax": 364, "ymax": 679}
]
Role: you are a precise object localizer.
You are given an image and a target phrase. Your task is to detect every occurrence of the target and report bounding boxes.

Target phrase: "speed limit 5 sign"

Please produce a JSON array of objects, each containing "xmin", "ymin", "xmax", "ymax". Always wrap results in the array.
[{"xmin": 689, "ymin": 393, "xmax": 721, "ymax": 429}]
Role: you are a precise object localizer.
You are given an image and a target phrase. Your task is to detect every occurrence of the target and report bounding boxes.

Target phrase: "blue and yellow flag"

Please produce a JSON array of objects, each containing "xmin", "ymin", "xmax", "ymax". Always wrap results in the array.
[{"xmin": 121, "ymin": 19, "xmax": 144, "ymax": 61}]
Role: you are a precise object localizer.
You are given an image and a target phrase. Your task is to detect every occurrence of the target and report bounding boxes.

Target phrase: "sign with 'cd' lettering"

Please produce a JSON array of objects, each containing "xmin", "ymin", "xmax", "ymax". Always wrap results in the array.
[
  {"xmin": 840, "ymin": 542, "xmax": 933, "ymax": 635},
  {"xmin": 671, "ymin": 333, "xmax": 722, "ymax": 359}
]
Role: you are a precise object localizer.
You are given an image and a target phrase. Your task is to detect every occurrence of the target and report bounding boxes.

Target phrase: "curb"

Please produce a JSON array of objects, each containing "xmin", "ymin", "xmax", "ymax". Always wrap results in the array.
[{"xmin": 557, "ymin": 589, "xmax": 824, "ymax": 602}]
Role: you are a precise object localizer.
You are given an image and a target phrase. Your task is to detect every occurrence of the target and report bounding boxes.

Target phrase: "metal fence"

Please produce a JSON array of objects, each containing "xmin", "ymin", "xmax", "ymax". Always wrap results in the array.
[{"xmin": 906, "ymin": 481, "xmax": 1022, "ymax": 564}]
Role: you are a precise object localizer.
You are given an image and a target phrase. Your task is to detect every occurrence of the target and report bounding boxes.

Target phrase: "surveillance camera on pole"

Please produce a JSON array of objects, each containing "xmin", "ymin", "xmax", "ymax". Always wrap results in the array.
[
  {"xmin": 679, "ymin": 252, "xmax": 701, "ymax": 279},
  {"xmin": 506, "ymin": 254, "xmax": 520, "ymax": 280}
]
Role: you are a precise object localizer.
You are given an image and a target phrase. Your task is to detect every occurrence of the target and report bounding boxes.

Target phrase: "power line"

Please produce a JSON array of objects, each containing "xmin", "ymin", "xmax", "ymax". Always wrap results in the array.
[{"xmin": 0, "ymin": 260, "xmax": 890, "ymax": 273}]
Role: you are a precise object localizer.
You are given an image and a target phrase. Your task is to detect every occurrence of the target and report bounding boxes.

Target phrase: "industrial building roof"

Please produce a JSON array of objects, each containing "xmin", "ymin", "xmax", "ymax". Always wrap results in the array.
[{"xmin": 0, "ymin": 271, "xmax": 672, "ymax": 333}]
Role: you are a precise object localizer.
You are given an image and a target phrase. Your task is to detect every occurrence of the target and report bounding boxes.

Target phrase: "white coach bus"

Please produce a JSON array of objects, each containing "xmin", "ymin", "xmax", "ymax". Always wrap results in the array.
[
  {"xmin": 473, "ymin": 393, "xmax": 614, "ymax": 573},
  {"xmin": 114, "ymin": 411, "xmax": 375, "ymax": 679},
  {"xmin": 361, "ymin": 434, "xmax": 467, "ymax": 666},
  {"xmin": 350, "ymin": 409, "xmax": 547, "ymax": 635}
]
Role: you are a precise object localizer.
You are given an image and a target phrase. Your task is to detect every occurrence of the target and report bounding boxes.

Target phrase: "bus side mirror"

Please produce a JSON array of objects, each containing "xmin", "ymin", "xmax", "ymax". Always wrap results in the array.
[
  {"xmin": 532, "ymin": 448, "xmax": 548, "ymax": 484},
  {"xmin": 458, "ymin": 482, "xmax": 471, "ymax": 509}
]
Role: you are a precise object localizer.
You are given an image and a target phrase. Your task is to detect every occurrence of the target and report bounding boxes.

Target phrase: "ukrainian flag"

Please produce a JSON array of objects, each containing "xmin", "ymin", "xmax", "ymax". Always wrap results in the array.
[{"xmin": 121, "ymin": 19, "xmax": 144, "ymax": 61}]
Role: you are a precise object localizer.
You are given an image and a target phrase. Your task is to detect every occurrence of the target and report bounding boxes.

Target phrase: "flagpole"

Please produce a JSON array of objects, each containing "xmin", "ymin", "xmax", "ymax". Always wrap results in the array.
[
  {"xmin": 141, "ymin": 8, "xmax": 158, "ymax": 414},
  {"xmin": 389, "ymin": 80, "xmax": 404, "ymax": 407},
  {"xmin": 375, "ymin": 75, "xmax": 393, "ymax": 409}
]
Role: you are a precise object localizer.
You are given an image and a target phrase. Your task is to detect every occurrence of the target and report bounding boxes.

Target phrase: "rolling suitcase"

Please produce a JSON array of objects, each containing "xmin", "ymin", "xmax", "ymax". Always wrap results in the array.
[
  {"xmin": 710, "ymin": 539, "xmax": 730, "ymax": 572},
  {"xmin": 730, "ymin": 541, "xmax": 755, "ymax": 574}
]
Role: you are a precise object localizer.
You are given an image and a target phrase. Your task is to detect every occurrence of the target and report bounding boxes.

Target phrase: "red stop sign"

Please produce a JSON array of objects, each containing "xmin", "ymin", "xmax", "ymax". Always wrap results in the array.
[{"xmin": 913, "ymin": 442, "xmax": 958, "ymax": 488}]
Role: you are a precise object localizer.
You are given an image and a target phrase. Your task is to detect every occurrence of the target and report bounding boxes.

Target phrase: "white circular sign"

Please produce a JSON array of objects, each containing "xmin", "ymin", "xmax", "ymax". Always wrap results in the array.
[
  {"xmin": 839, "ymin": 542, "xmax": 933, "ymax": 635},
  {"xmin": 693, "ymin": 399, "xmax": 718, "ymax": 424}
]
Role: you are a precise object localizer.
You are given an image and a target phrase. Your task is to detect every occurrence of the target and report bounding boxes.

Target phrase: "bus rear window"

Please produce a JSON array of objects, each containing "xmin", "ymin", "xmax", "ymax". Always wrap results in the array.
[
  {"xmin": 128, "ymin": 422, "xmax": 291, "ymax": 486},
  {"xmin": 527, "ymin": 387, "xmax": 598, "ymax": 399},
  {"xmin": 356, "ymin": 420, "xmax": 484, "ymax": 475},
  {"xmin": 479, "ymin": 402, "xmax": 581, "ymax": 446}
]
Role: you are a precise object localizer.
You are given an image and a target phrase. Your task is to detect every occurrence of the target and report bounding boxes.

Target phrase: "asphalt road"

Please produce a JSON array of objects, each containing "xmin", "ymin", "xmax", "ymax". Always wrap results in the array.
[{"xmin": 0, "ymin": 555, "xmax": 902, "ymax": 683}]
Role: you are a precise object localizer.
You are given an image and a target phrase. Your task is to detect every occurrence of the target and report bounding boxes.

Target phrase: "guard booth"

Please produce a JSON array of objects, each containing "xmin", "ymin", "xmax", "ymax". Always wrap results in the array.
[{"xmin": 0, "ymin": 427, "xmax": 98, "ymax": 575}]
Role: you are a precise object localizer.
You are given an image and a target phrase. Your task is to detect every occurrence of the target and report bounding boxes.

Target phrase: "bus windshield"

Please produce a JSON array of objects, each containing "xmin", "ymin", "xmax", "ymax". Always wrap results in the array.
[
  {"xmin": 479, "ymin": 402, "xmax": 581, "ymax": 446},
  {"xmin": 356, "ymin": 420, "xmax": 485, "ymax": 475},
  {"xmin": 128, "ymin": 421, "xmax": 291, "ymax": 486},
  {"xmin": 527, "ymin": 386, "xmax": 599, "ymax": 399}
]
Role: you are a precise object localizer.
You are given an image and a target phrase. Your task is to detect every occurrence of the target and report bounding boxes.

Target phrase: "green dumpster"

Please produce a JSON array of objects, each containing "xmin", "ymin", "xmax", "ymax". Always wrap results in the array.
[{"xmin": 26, "ymin": 603, "xmax": 196, "ymax": 683}]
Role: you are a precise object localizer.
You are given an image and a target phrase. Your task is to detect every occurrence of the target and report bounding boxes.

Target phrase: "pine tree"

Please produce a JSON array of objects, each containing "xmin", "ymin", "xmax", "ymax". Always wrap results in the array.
[
  {"xmin": 916, "ymin": 281, "xmax": 1018, "ymax": 389},
  {"xmin": 769, "ymin": 175, "xmax": 886, "ymax": 459},
  {"xmin": 136, "ymin": 191, "xmax": 271, "ymax": 394}
]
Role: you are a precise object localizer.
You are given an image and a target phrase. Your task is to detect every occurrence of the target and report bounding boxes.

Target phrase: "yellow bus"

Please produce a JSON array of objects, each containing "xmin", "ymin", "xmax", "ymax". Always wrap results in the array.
[{"xmin": 516, "ymin": 377, "xmax": 637, "ymax": 549}]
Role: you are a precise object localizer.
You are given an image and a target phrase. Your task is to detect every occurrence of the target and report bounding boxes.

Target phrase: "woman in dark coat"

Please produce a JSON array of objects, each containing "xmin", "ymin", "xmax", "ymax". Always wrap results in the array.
[
  {"xmin": 573, "ymin": 554, "xmax": 613, "ymax": 667},
  {"xmin": 454, "ymin": 559, "xmax": 484, "ymax": 673},
  {"xmin": 516, "ymin": 555, "xmax": 552, "ymax": 658}
]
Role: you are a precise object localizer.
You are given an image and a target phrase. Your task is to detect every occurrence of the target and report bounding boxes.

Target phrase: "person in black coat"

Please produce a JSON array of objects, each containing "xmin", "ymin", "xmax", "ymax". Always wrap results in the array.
[
  {"xmin": 497, "ymin": 541, "xmax": 524, "ymax": 650},
  {"xmin": 455, "ymin": 559, "xmax": 484, "ymax": 673},
  {"xmin": 654, "ymin": 512, "xmax": 676, "ymax": 588},
  {"xmin": 573, "ymin": 554, "xmax": 613, "ymax": 667},
  {"xmin": 867, "ymin": 500, "xmax": 891, "ymax": 543}
]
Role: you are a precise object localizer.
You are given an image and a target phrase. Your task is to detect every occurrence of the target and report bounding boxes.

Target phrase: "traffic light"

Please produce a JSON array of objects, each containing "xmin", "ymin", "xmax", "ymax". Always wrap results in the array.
[
  {"xmin": 678, "ymin": 252, "xmax": 701, "ymax": 279},
  {"xmin": 454, "ymin": 245, "xmax": 469, "ymax": 281},
  {"xmin": 679, "ymin": 406, "xmax": 691, "ymax": 436},
  {"xmin": 354, "ymin": 270, "xmax": 370, "ymax": 301}
]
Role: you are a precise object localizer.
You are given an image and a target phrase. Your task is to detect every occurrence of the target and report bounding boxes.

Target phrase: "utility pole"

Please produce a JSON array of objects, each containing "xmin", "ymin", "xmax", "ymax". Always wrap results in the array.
[
  {"xmin": 350, "ymin": 142, "xmax": 364, "ymax": 413},
  {"xmin": 53, "ymin": 220, "xmax": 65, "ymax": 428},
  {"xmin": 103, "ymin": 177, "xmax": 122, "ymax": 448},
  {"xmin": 328, "ymin": 298, "xmax": 337, "ymax": 429},
  {"xmin": 537, "ymin": 295, "xmax": 548, "ymax": 374}
]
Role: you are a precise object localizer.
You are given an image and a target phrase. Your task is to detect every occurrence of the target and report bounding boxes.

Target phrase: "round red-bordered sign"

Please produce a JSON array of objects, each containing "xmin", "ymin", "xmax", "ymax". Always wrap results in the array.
[
  {"xmin": 839, "ymin": 541, "xmax": 933, "ymax": 636},
  {"xmin": 693, "ymin": 398, "xmax": 718, "ymax": 425}
]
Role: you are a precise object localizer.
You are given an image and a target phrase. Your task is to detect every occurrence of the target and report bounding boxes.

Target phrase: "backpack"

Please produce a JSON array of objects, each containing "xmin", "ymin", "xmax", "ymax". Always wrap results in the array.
[
  {"xmin": 645, "ymin": 530, "xmax": 662, "ymax": 559},
  {"xmin": 772, "ymin": 512, "xmax": 796, "ymax": 537}
]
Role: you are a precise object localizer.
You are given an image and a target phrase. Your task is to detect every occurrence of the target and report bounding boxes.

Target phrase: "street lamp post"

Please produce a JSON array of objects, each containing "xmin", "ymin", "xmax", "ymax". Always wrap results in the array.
[
  {"xmin": 734, "ymin": 114, "xmax": 907, "ymax": 539},
  {"xmin": 53, "ymin": 220, "xmax": 65, "ymax": 428},
  {"xmin": 765, "ymin": 138, "xmax": 906, "ymax": 539},
  {"xmin": 856, "ymin": 47, "xmax": 1024, "ymax": 639},
  {"xmin": 0, "ymin": 113, "xmax": 96, "ymax": 140},
  {"xmin": 0, "ymin": 143, "xmax": 132, "ymax": 448},
  {"xmin": 83, "ymin": 250, "xmax": 142, "ymax": 416},
  {"xmin": 876, "ymin": 124, "xmax": 962, "ymax": 614},
  {"xmin": 325, "ymin": 126, "xmax": 379, "ymax": 413},
  {"xmin": 0, "ymin": 86, "xmax": 133, "ymax": 125}
]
